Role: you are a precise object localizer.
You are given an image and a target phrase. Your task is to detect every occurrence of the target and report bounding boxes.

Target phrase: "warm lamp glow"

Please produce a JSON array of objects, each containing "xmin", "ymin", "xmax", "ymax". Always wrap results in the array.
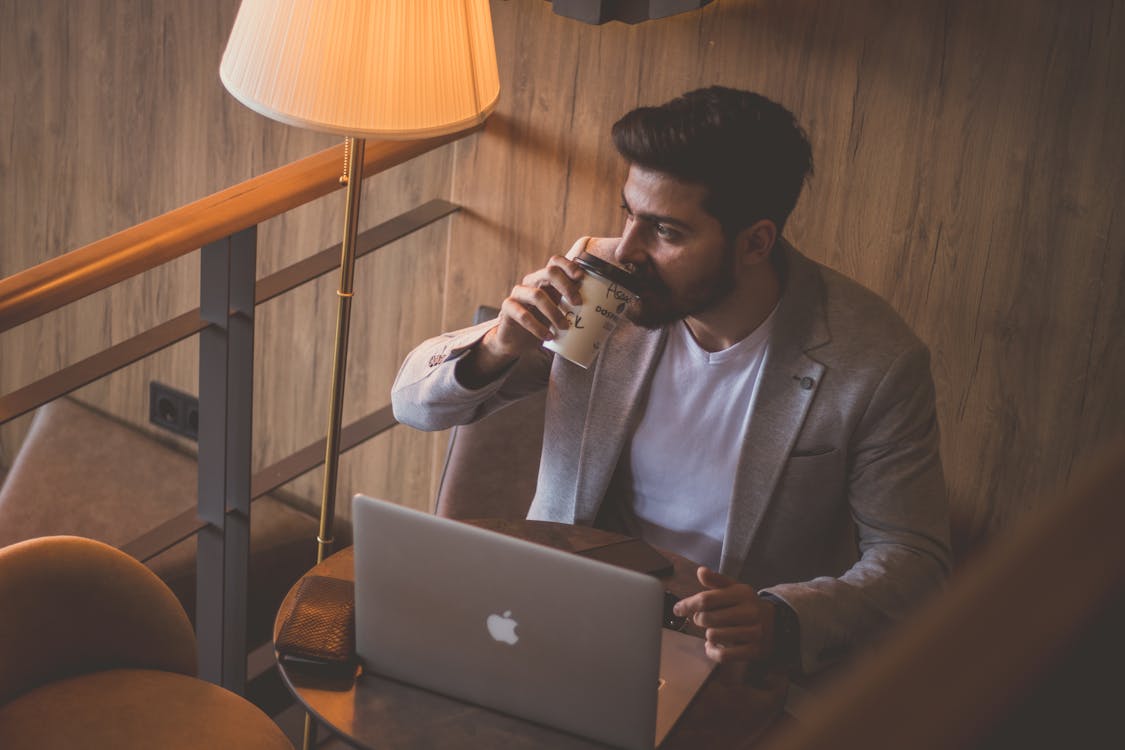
[
  {"xmin": 220, "ymin": 0, "xmax": 500, "ymax": 138},
  {"xmin": 217, "ymin": 3, "xmax": 498, "ymax": 741}
]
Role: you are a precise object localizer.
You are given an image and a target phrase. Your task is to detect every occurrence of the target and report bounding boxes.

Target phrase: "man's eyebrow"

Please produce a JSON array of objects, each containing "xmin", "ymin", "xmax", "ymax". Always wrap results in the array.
[{"xmin": 620, "ymin": 193, "xmax": 693, "ymax": 230}]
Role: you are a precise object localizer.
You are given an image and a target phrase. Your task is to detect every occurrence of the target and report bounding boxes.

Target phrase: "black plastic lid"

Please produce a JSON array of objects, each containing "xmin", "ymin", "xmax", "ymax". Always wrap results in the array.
[{"xmin": 575, "ymin": 252, "xmax": 637, "ymax": 293}]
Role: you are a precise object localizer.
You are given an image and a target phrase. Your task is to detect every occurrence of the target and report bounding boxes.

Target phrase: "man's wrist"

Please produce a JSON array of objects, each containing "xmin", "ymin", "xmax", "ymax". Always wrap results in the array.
[
  {"xmin": 761, "ymin": 593, "xmax": 800, "ymax": 670},
  {"xmin": 455, "ymin": 328, "xmax": 519, "ymax": 389}
]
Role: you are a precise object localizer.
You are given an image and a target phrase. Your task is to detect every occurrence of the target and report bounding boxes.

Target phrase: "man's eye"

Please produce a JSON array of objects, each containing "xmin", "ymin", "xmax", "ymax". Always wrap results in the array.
[{"xmin": 654, "ymin": 224, "xmax": 677, "ymax": 239}]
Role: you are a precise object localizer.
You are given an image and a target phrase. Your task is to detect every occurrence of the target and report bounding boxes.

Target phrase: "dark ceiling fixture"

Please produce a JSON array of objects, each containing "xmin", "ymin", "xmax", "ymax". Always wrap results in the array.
[{"xmin": 547, "ymin": 0, "xmax": 716, "ymax": 25}]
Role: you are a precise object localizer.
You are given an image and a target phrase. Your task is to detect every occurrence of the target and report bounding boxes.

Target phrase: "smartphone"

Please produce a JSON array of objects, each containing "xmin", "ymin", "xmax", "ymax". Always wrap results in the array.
[
  {"xmin": 279, "ymin": 652, "xmax": 359, "ymax": 682},
  {"xmin": 577, "ymin": 538, "xmax": 674, "ymax": 577}
]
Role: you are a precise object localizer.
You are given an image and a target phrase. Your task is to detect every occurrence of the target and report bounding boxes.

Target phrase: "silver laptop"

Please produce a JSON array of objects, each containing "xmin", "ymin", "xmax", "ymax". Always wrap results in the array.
[{"xmin": 352, "ymin": 494, "xmax": 715, "ymax": 749}]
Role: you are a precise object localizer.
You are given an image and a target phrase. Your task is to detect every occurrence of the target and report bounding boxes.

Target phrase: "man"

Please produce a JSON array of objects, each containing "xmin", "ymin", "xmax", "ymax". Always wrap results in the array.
[{"xmin": 392, "ymin": 87, "xmax": 951, "ymax": 675}]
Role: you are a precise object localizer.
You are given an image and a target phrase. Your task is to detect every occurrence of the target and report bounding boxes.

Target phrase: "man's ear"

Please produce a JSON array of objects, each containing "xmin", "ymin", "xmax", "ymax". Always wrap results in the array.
[{"xmin": 736, "ymin": 219, "xmax": 778, "ymax": 266}]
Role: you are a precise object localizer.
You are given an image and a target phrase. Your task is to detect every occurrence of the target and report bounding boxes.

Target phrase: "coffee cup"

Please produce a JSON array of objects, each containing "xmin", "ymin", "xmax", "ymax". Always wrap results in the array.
[{"xmin": 543, "ymin": 241, "xmax": 637, "ymax": 368}]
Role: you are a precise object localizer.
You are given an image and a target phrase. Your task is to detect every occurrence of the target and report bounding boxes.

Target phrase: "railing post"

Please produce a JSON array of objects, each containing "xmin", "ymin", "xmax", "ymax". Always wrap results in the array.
[{"xmin": 196, "ymin": 226, "xmax": 256, "ymax": 692}]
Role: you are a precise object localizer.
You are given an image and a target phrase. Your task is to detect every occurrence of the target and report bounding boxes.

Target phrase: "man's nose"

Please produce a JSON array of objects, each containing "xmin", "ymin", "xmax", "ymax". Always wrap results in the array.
[{"xmin": 614, "ymin": 225, "xmax": 647, "ymax": 270}]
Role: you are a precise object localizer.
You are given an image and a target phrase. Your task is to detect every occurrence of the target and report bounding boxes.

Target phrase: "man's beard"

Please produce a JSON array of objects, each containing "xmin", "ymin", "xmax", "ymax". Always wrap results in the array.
[{"xmin": 624, "ymin": 247, "xmax": 737, "ymax": 329}]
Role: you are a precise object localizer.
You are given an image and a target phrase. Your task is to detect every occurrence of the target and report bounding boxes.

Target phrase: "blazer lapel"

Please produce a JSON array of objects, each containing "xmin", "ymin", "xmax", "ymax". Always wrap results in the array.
[
  {"xmin": 571, "ymin": 323, "xmax": 665, "ymax": 523},
  {"xmin": 720, "ymin": 243, "xmax": 830, "ymax": 576}
]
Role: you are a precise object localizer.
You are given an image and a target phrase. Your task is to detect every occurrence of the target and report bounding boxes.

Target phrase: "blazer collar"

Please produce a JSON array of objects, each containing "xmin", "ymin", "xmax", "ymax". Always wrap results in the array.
[
  {"xmin": 572, "ymin": 322, "xmax": 665, "ymax": 523},
  {"xmin": 719, "ymin": 240, "xmax": 832, "ymax": 575}
]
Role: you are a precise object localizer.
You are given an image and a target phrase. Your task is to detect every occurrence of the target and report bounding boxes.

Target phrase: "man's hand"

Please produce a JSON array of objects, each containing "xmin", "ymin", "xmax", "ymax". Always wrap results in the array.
[
  {"xmin": 458, "ymin": 255, "xmax": 586, "ymax": 386},
  {"xmin": 673, "ymin": 567, "xmax": 777, "ymax": 664}
]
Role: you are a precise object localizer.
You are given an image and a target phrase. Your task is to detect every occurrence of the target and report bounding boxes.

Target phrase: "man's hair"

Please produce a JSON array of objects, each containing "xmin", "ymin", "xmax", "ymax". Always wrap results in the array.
[{"xmin": 611, "ymin": 86, "xmax": 813, "ymax": 237}]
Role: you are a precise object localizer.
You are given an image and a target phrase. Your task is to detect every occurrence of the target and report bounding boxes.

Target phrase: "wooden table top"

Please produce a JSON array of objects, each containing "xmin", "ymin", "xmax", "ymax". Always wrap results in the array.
[{"xmin": 274, "ymin": 519, "xmax": 788, "ymax": 749}]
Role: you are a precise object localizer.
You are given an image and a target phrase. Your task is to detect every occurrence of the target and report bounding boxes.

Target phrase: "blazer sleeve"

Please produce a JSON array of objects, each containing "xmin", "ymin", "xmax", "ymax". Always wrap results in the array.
[
  {"xmin": 391, "ymin": 319, "xmax": 553, "ymax": 431},
  {"xmin": 760, "ymin": 343, "xmax": 952, "ymax": 674}
]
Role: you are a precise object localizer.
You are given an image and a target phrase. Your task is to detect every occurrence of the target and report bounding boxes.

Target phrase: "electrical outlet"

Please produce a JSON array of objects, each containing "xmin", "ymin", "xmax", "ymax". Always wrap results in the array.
[{"xmin": 149, "ymin": 381, "xmax": 199, "ymax": 441}]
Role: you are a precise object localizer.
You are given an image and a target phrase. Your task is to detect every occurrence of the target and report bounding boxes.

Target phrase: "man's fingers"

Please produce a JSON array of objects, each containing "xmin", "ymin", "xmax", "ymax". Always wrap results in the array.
[
  {"xmin": 704, "ymin": 625, "xmax": 771, "ymax": 663},
  {"xmin": 674, "ymin": 584, "xmax": 753, "ymax": 618},
  {"xmin": 671, "ymin": 573, "xmax": 777, "ymax": 667},
  {"xmin": 697, "ymin": 565, "xmax": 738, "ymax": 589},
  {"xmin": 502, "ymin": 248, "xmax": 597, "ymax": 340},
  {"xmin": 498, "ymin": 297, "xmax": 554, "ymax": 342},
  {"xmin": 705, "ymin": 625, "xmax": 766, "ymax": 649},
  {"xmin": 584, "ymin": 236, "xmax": 622, "ymax": 261},
  {"xmin": 477, "ymin": 246, "xmax": 592, "ymax": 361},
  {"xmin": 704, "ymin": 639, "xmax": 768, "ymax": 664},
  {"xmin": 524, "ymin": 256, "xmax": 585, "ymax": 306},
  {"xmin": 673, "ymin": 566, "xmax": 743, "ymax": 617},
  {"xmin": 673, "ymin": 588, "xmax": 729, "ymax": 617},
  {"xmin": 508, "ymin": 284, "xmax": 572, "ymax": 332},
  {"xmin": 693, "ymin": 603, "xmax": 766, "ymax": 629}
]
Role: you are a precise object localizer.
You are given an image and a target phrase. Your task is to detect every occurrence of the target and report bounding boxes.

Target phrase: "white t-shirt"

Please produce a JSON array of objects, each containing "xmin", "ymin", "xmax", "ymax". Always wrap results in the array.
[{"xmin": 618, "ymin": 312, "xmax": 775, "ymax": 569}]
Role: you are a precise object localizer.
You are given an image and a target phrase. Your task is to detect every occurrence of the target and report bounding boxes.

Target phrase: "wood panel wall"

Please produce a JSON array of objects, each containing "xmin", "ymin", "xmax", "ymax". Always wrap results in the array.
[
  {"xmin": 2, "ymin": 0, "xmax": 1122, "ymax": 551},
  {"xmin": 446, "ymin": 0, "xmax": 1125, "ymax": 553},
  {"xmin": 0, "ymin": 0, "xmax": 457, "ymax": 518}
]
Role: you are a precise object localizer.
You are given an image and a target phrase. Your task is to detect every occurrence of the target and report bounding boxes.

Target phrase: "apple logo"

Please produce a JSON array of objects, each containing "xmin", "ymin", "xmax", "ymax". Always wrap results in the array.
[{"xmin": 486, "ymin": 610, "xmax": 519, "ymax": 645}]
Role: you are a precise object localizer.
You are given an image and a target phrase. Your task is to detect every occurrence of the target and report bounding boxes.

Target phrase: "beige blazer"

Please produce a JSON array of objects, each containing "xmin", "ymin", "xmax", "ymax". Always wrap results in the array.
[{"xmin": 392, "ymin": 240, "xmax": 952, "ymax": 674}]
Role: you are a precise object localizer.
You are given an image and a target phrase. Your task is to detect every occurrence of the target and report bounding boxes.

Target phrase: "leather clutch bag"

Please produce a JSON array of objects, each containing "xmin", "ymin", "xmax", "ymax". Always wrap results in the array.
[{"xmin": 276, "ymin": 575, "xmax": 356, "ymax": 667}]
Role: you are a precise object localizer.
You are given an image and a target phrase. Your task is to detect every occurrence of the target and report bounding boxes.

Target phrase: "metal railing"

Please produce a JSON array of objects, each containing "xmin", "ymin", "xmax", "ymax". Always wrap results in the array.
[{"xmin": 0, "ymin": 130, "xmax": 471, "ymax": 693}]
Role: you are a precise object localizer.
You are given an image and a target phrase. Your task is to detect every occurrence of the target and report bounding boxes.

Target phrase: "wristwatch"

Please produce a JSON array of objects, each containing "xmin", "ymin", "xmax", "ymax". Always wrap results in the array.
[{"xmin": 761, "ymin": 593, "xmax": 800, "ymax": 669}]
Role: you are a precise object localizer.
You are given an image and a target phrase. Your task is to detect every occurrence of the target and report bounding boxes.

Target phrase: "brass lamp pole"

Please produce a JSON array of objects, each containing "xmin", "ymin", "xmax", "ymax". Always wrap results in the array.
[{"xmin": 317, "ymin": 136, "xmax": 365, "ymax": 564}]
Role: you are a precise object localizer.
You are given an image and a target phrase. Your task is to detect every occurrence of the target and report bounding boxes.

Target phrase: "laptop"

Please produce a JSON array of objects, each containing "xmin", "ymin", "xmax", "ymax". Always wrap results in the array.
[{"xmin": 351, "ymin": 494, "xmax": 715, "ymax": 749}]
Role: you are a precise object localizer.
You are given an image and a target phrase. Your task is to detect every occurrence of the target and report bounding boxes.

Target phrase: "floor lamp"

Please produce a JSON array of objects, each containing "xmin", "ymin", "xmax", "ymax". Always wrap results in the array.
[{"xmin": 219, "ymin": 1, "xmax": 498, "ymax": 744}]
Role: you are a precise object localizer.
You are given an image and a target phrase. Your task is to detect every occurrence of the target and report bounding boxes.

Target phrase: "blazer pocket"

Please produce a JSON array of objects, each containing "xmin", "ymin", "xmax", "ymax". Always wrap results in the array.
[
  {"xmin": 789, "ymin": 446, "xmax": 838, "ymax": 459},
  {"xmin": 779, "ymin": 449, "xmax": 845, "ymax": 495},
  {"xmin": 774, "ymin": 448, "xmax": 848, "ymax": 542}
]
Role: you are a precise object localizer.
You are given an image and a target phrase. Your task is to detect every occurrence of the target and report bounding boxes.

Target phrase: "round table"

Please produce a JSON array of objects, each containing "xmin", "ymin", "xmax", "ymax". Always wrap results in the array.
[{"xmin": 274, "ymin": 520, "xmax": 788, "ymax": 749}]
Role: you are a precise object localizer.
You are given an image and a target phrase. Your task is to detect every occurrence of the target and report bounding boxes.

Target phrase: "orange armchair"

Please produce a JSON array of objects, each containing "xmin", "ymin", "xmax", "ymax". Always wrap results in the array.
[{"xmin": 0, "ymin": 536, "xmax": 293, "ymax": 749}]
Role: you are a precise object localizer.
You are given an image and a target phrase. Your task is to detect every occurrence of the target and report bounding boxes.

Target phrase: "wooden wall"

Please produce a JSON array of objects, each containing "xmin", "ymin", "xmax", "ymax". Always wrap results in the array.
[
  {"xmin": 448, "ymin": 0, "xmax": 1125, "ymax": 552},
  {"xmin": 2, "ymin": 0, "xmax": 1122, "ymax": 551},
  {"xmin": 0, "ymin": 0, "xmax": 455, "ymax": 517}
]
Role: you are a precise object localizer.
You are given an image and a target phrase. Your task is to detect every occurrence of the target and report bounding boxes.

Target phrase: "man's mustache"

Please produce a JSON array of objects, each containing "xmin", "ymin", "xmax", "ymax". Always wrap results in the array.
[{"xmin": 625, "ymin": 267, "xmax": 668, "ymax": 297}]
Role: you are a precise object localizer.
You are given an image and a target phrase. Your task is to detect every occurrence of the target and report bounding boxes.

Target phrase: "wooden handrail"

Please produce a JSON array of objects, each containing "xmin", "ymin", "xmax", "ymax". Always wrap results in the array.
[
  {"xmin": 0, "ymin": 200, "xmax": 458, "ymax": 425},
  {"xmin": 0, "ymin": 131, "xmax": 469, "ymax": 333}
]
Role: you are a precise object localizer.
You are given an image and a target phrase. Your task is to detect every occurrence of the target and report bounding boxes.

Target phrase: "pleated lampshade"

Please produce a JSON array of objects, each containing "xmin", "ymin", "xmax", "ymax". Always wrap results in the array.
[{"xmin": 220, "ymin": 0, "xmax": 500, "ymax": 139}]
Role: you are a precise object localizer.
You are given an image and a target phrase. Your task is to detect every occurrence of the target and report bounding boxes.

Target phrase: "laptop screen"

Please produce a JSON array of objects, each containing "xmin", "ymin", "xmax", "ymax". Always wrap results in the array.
[{"xmin": 351, "ymin": 493, "xmax": 667, "ymax": 749}]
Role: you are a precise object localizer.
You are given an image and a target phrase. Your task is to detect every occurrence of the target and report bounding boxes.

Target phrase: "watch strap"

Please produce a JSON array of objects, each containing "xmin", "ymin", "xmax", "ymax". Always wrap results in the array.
[{"xmin": 761, "ymin": 592, "xmax": 801, "ymax": 669}]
